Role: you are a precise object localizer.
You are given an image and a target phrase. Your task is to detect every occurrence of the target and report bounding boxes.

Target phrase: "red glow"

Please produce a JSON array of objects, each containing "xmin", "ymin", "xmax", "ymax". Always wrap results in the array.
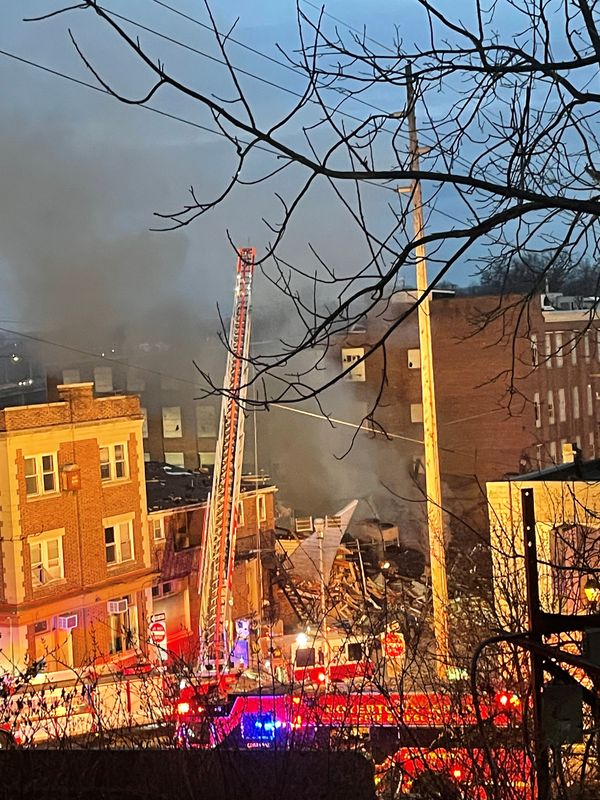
[
  {"xmin": 452, "ymin": 767, "xmax": 463, "ymax": 779},
  {"xmin": 177, "ymin": 702, "xmax": 190, "ymax": 715},
  {"xmin": 317, "ymin": 672, "xmax": 327, "ymax": 683}
]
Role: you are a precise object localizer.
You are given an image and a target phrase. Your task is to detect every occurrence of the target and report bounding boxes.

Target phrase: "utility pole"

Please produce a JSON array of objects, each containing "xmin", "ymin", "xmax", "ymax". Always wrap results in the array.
[{"xmin": 402, "ymin": 65, "xmax": 450, "ymax": 675}]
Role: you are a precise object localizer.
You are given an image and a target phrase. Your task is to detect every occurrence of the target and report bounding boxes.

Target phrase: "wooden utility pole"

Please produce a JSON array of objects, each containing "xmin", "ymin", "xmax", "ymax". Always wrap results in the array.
[{"xmin": 403, "ymin": 65, "xmax": 450, "ymax": 675}]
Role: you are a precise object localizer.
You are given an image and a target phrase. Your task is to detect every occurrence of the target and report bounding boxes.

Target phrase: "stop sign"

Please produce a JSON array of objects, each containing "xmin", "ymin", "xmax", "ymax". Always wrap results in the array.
[
  {"xmin": 149, "ymin": 620, "xmax": 167, "ymax": 645},
  {"xmin": 382, "ymin": 631, "xmax": 405, "ymax": 660}
]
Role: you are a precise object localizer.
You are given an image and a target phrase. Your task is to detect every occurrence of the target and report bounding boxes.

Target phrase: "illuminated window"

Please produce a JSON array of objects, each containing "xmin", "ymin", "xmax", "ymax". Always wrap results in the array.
[
  {"xmin": 99, "ymin": 443, "xmax": 128, "ymax": 482},
  {"xmin": 549, "ymin": 442, "xmax": 557, "ymax": 462},
  {"xmin": 341, "ymin": 348, "xmax": 366, "ymax": 381},
  {"xmin": 199, "ymin": 452, "xmax": 216, "ymax": 469},
  {"xmin": 407, "ymin": 349, "xmax": 421, "ymax": 369},
  {"xmin": 545, "ymin": 334, "xmax": 552, "ymax": 368},
  {"xmin": 24, "ymin": 454, "xmax": 58, "ymax": 497},
  {"xmin": 30, "ymin": 534, "xmax": 64, "ymax": 587},
  {"xmin": 104, "ymin": 519, "xmax": 134, "ymax": 565},
  {"xmin": 587, "ymin": 384, "xmax": 593, "ymax": 416}
]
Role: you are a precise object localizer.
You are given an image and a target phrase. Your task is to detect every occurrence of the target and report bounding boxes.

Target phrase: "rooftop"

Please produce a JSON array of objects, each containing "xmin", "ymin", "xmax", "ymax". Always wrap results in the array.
[
  {"xmin": 145, "ymin": 461, "xmax": 274, "ymax": 513},
  {"xmin": 508, "ymin": 457, "xmax": 600, "ymax": 483}
]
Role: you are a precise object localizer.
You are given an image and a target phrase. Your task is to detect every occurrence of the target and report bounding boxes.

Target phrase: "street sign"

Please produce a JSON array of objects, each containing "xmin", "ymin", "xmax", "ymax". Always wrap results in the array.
[
  {"xmin": 382, "ymin": 631, "xmax": 405, "ymax": 660},
  {"xmin": 149, "ymin": 620, "xmax": 168, "ymax": 661}
]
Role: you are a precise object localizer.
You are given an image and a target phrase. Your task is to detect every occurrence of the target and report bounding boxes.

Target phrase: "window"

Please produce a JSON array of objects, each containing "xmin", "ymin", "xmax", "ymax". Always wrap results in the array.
[
  {"xmin": 108, "ymin": 596, "xmax": 137, "ymax": 654},
  {"xmin": 164, "ymin": 452, "xmax": 185, "ymax": 468},
  {"xmin": 530, "ymin": 335, "xmax": 538, "ymax": 367},
  {"xmin": 162, "ymin": 406, "xmax": 182, "ymax": 438},
  {"xmin": 141, "ymin": 408, "xmax": 148, "ymax": 439},
  {"xmin": 547, "ymin": 391, "xmax": 555, "ymax": 425},
  {"xmin": 196, "ymin": 406, "xmax": 218, "ymax": 437},
  {"xmin": 94, "ymin": 366, "xmax": 113, "ymax": 393},
  {"xmin": 572, "ymin": 386, "xmax": 580, "ymax": 419},
  {"xmin": 407, "ymin": 349, "xmax": 421, "ymax": 369},
  {"xmin": 534, "ymin": 393, "xmax": 541, "ymax": 428},
  {"xmin": 549, "ymin": 442, "xmax": 557, "ymax": 463},
  {"xmin": 99, "ymin": 443, "xmax": 128, "ymax": 482},
  {"xmin": 347, "ymin": 642, "xmax": 363, "ymax": 662},
  {"xmin": 341, "ymin": 347, "xmax": 366, "ymax": 381},
  {"xmin": 570, "ymin": 333, "xmax": 578, "ymax": 366},
  {"xmin": 151, "ymin": 517, "xmax": 164, "ymax": 541},
  {"xmin": 536, "ymin": 444, "xmax": 543, "ymax": 469},
  {"xmin": 410, "ymin": 403, "xmax": 423, "ymax": 423},
  {"xmin": 199, "ymin": 452, "xmax": 216, "ymax": 468},
  {"xmin": 295, "ymin": 647, "xmax": 315, "ymax": 668},
  {"xmin": 126, "ymin": 368, "xmax": 145, "ymax": 392},
  {"xmin": 61, "ymin": 369, "xmax": 80, "ymax": 385},
  {"xmin": 545, "ymin": 334, "xmax": 552, "ymax": 368},
  {"xmin": 590, "ymin": 432, "xmax": 596, "ymax": 459},
  {"xmin": 237, "ymin": 501, "xmax": 245, "ymax": 527},
  {"xmin": 555, "ymin": 333, "xmax": 564, "ymax": 367},
  {"xmin": 584, "ymin": 332, "xmax": 591, "ymax": 360},
  {"xmin": 104, "ymin": 520, "xmax": 134, "ymax": 565},
  {"xmin": 257, "ymin": 494, "xmax": 267, "ymax": 524},
  {"xmin": 587, "ymin": 384, "xmax": 593, "ymax": 416},
  {"xmin": 558, "ymin": 388, "xmax": 567, "ymax": 422},
  {"xmin": 30, "ymin": 535, "xmax": 64, "ymax": 587},
  {"xmin": 144, "ymin": 452, "xmax": 151, "ymax": 462},
  {"xmin": 25, "ymin": 454, "xmax": 58, "ymax": 497}
]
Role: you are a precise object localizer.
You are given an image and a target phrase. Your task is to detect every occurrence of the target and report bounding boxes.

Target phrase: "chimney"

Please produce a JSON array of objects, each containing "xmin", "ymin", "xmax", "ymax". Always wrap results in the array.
[{"xmin": 57, "ymin": 382, "xmax": 95, "ymax": 419}]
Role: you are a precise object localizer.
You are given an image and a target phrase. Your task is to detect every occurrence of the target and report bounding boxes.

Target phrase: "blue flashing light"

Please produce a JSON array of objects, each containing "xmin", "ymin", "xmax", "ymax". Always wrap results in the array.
[{"xmin": 242, "ymin": 712, "xmax": 277, "ymax": 742}]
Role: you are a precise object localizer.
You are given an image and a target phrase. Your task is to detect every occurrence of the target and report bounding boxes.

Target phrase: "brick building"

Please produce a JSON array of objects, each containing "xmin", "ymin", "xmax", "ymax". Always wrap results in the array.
[
  {"xmin": 0, "ymin": 382, "xmax": 152, "ymax": 674},
  {"xmin": 146, "ymin": 462, "xmax": 277, "ymax": 660}
]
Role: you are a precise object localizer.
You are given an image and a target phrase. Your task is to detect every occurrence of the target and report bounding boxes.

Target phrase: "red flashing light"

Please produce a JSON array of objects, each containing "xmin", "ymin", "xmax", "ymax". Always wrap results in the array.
[
  {"xmin": 452, "ymin": 768, "xmax": 463, "ymax": 780},
  {"xmin": 496, "ymin": 691, "xmax": 521, "ymax": 709},
  {"xmin": 177, "ymin": 702, "xmax": 190, "ymax": 715},
  {"xmin": 317, "ymin": 672, "xmax": 327, "ymax": 683},
  {"xmin": 498, "ymin": 693, "xmax": 509, "ymax": 707}
]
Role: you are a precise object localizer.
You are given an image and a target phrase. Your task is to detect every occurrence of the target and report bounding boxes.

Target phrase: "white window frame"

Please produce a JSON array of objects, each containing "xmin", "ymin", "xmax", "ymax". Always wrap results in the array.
[
  {"xmin": 141, "ymin": 408, "xmax": 148, "ymax": 439},
  {"xmin": 587, "ymin": 384, "xmax": 593, "ymax": 416},
  {"xmin": 341, "ymin": 347, "xmax": 366, "ymax": 381},
  {"xmin": 584, "ymin": 332, "xmax": 591, "ymax": 360},
  {"xmin": 237, "ymin": 501, "xmax": 245, "ymax": 527},
  {"xmin": 151, "ymin": 517, "xmax": 164, "ymax": 541},
  {"xmin": 199, "ymin": 452, "xmax": 216, "ymax": 468},
  {"xmin": 549, "ymin": 441, "xmax": 557, "ymax": 463},
  {"xmin": 572, "ymin": 386, "xmax": 580, "ymax": 420},
  {"xmin": 24, "ymin": 453, "xmax": 58, "ymax": 497},
  {"xmin": 257, "ymin": 494, "xmax": 267, "ymax": 524},
  {"xmin": 533, "ymin": 393, "xmax": 541, "ymax": 428},
  {"xmin": 162, "ymin": 406, "xmax": 182, "ymax": 438},
  {"xmin": 196, "ymin": 405, "xmax": 218, "ymax": 438},
  {"xmin": 570, "ymin": 333, "xmax": 578, "ymax": 366},
  {"xmin": 104, "ymin": 518, "xmax": 135, "ymax": 566},
  {"xmin": 545, "ymin": 334, "xmax": 552, "ymax": 368},
  {"xmin": 547, "ymin": 391, "xmax": 555, "ymax": 425},
  {"xmin": 99, "ymin": 443, "xmax": 128, "ymax": 482},
  {"xmin": 30, "ymin": 532, "xmax": 64, "ymax": 588},
  {"xmin": 555, "ymin": 333, "xmax": 564, "ymax": 368},
  {"xmin": 94, "ymin": 366, "xmax": 113, "ymax": 393},
  {"xmin": 164, "ymin": 451, "xmax": 185, "ymax": 467},
  {"xmin": 590, "ymin": 432, "xmax": 596, "ymax": 459},
  {"xmin": 407, "ymin": 349, "xmax": 421, "ymax": 369},
  {"xmin": 530, "ymin": 335, "xmax": 538, "ymax": 367},
  {"xmin": 410, "ymin": 403, "xmax": 423, "ymax": 424},
  {"xmin": 558, "ymin": 388, "xmax": 567, "ymax": 422},
  {"xmin": 109, "ymin": 595, "xmax": 138, "ymax": 654}
]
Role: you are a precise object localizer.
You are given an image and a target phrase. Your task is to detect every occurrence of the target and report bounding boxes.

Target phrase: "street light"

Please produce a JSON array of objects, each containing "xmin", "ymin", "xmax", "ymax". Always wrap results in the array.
[{"xmin": 584, "ymin": 576, "xmax": 600, "ymax": 612}]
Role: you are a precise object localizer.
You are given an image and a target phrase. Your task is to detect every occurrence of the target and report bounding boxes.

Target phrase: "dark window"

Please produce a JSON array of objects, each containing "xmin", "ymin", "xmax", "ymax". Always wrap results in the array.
[
  {"xmin": 295, "ymin": 647, "xmax": 315, "ymax": 667},
  {"xmin": 347, "ymin": 642, "xmax": 363, "ymax": 662}
]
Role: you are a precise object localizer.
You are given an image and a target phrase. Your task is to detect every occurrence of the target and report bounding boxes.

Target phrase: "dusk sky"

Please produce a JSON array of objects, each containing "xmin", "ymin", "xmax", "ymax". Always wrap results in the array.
[{"xmin": 0, "ymin": 1, "xmax": 473, "ymax": 342}]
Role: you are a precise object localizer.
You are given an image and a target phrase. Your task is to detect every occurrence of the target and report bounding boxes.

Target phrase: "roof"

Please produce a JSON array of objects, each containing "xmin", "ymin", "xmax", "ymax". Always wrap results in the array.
[
  {"xmin": 144, "ymin": 461, "xmax": 275, "ymax": 513},
  {"xmin": 507, "ymin": 457, "xmax": 600, "ymax": 483}
]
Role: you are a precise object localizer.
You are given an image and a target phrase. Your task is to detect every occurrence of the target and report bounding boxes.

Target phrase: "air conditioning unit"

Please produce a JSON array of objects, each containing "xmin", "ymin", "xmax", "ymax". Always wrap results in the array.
[
  {"xmin": 107, "ymin": 599, "xmax": 128, "ymax": 615},
  {"xmin": 58, "ymin": 613, "xmax": 78, "ymax": 631}
]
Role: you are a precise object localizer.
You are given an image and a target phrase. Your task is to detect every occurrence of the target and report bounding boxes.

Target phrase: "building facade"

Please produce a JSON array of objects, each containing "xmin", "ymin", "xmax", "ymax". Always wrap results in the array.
[{"xmin": 0, "ymin": 382, "xmax": 152, "ymax": 674}]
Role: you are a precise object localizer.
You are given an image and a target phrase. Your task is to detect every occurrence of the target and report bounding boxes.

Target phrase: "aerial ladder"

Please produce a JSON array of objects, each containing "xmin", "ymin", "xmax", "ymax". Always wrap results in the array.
[{"xmin": 198, "ymin": 247, "xmax": 256, "ymax": 684}]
